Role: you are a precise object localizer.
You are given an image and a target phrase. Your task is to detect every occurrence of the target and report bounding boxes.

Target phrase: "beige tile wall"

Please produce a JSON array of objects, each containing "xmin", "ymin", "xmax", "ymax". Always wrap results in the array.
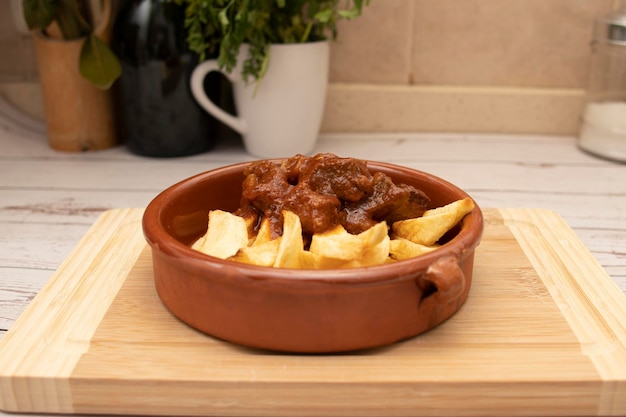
[
  {"xmin": 331, "ymin": 0, "xmax": 618, "ymax": 88},
  {"xmin": 2, "ymin": 0, "xmax": 625, "ymax": 135},
  {"xmin": 410, "ymin": 0, "xmax": 611, "ymax": 88},
  {"xmin": 325, "ymin": 0, "xmax": 624, "ymax": 134}
]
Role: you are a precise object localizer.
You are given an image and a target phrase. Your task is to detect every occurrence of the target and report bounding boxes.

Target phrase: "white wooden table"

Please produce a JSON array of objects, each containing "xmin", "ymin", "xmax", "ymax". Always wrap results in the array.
[{"xmin": 0, "ymin": 102, "xmax": 625, "ymax": 416}]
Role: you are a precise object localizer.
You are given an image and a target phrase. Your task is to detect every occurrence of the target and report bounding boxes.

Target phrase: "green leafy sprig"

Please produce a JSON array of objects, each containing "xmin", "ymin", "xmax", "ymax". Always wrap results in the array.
[
  {"xmin": 23, "ymin": 0, "xmax": 121, "ymax": 89},
  {"xmin": 175, "ymin": 0, "xmax": 369, "ymax": 83}
]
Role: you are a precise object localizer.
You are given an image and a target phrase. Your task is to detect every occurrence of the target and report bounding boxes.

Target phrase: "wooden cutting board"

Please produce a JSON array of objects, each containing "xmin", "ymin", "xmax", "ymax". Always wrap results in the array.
[{"xmin": 1, "ymin": 208, "xmax": 625, "ymax": 417}]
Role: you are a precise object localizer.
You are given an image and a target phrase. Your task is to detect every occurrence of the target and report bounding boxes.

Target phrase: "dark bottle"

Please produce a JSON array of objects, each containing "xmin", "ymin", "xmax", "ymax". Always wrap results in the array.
[{"xmin": 113, "ymin": 0, "xmax": 217, "ymax": 157}]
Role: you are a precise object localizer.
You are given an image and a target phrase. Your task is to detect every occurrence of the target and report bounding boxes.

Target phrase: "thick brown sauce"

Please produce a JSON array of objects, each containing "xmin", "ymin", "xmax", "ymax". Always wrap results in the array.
[{"xmin": 235, "ymin": 154, "xmax": 431, "ymax": 240}]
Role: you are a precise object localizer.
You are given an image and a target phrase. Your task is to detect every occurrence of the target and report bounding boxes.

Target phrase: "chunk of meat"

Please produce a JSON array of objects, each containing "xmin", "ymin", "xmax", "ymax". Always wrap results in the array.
[
  {"xmin": 341, "ymin": 172, "xmax": 430, "ymax": 234},
  {"xmin": 234, "ymin": 154, "xmax": 431, "ymax": 238},
  {"xmin": 283, "ymin": 153, "xmax": 374, "ymax": 201}
]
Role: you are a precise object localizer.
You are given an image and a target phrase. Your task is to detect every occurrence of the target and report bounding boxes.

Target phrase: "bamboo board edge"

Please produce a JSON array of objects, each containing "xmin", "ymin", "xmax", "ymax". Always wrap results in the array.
[{"xmin": 497, "ymin": 207, "xmax": 626, "ymax": 416}]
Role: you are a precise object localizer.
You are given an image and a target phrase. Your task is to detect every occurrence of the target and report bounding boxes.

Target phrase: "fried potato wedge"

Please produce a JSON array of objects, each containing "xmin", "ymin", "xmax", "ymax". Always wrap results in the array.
[
  {"xmin": 389, "ymin": 237, "xmax": 439, "ymax": 261},
  {"xmin": 231, "ymin": 238, "xmax": 281, "ymax": 267},
  {"xmin": 297, "ymin": 250, "xmax": 346, "ymax": 270},
  {"xmin": 192, "ymin": 210, "xmax": 249, "ymax": 259},
  {"xmin": 273, "ymin": 210, "xmax": 304, "ymax": 268},
  {"xmin": 391, "ymin": 197, "xmax": 474, "ymax": 246},
  {"xmin": 309, "ymin": 221, "xmax": 388, "ymax": 261},
  {"xmin": 342, "ymin": 235, "xmax": 391, "ymax": 268},
  {"xmin": 251, "ymin": 217, "xmax": 273, "ymax": 246}
]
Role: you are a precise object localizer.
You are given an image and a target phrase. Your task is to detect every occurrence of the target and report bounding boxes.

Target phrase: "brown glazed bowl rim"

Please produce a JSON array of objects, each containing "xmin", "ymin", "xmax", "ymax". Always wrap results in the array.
[{"xmin": 142, "ymin": 159, "xmax": 484, "ymax": 285}]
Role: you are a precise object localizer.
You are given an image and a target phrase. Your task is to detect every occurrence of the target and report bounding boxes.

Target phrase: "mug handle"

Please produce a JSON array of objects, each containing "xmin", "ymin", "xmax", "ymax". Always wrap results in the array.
[{"xmin": 190, "ymin": 61, "xmax": 247, "ymax": 135}]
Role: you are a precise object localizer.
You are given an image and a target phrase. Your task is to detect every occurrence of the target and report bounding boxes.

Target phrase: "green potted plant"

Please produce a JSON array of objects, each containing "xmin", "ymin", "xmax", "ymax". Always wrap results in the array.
[
  {"xmin": 23, "ymin": 0, "xmax": 121, "ymax": 88},
  {"xmin": 177, "ymin": 0, "xmax": 370, "ymax": 158},
  {"xmin": 177, "ymin": 0, "xmax": 369, "ymax": 82},
  {"xmin": 22, "ymin": 0, "xmax": 121, "ymax": 151}
]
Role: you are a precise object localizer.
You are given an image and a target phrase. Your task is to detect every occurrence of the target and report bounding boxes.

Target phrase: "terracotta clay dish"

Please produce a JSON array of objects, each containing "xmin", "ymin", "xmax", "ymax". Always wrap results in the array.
[{"xmin": 142, "ymin": 159, "xmax": 484, "ymax": 353}]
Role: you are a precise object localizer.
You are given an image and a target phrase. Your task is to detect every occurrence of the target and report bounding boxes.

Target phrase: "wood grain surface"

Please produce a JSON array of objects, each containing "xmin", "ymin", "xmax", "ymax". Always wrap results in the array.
[{"xmin": 0, "ymin": 208, "xmax": 624, "ymax": 417}]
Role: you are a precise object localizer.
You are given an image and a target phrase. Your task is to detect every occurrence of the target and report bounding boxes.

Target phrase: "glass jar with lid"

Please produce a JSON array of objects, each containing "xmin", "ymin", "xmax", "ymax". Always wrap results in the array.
[{"xmin": 578, "ymin": 9, "xmax": 626, "ymax": 161}]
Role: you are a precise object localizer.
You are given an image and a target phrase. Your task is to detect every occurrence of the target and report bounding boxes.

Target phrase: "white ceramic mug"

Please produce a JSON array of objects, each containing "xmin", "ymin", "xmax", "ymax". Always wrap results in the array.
[{"xmin": 190, "ymin": 41, "xmax": 330, "ymax": 158}]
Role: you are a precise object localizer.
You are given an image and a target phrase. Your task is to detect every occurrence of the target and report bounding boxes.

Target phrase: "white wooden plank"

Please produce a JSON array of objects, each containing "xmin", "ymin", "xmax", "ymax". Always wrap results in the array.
[
  {"xmin": 0, "ymin": 127, "xmax": 609, "ymax": 165},
  {"xmin": 0, "ymin": 190, "xmax": 151, "ymax": 224},
  {"xmin": 0, "ymin": 268, "xmax": 52, "ymax": 331},
  {"xmin": 1, "ymin": 158, "xmax": 623, "ymax": 199},
  {"xmin": 469, "ymin": 191, "xmax": 626, "ymax": 229},
  {"xmin": 0, "ymin": 223, "xmax": 93, "ymax": 269},
  {"xmin": 317, "ymin": 133, "xmax": 604, "ymax": 165},
  {"xmin": 0, "ymin": 158, "xmax": 233, "ymax": 191}
]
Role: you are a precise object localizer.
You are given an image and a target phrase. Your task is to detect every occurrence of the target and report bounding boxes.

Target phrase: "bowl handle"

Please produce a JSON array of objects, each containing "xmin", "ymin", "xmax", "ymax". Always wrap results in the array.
[{"xmin": 418, "ymin": 255, "xmax": 466, "ymax": 303}]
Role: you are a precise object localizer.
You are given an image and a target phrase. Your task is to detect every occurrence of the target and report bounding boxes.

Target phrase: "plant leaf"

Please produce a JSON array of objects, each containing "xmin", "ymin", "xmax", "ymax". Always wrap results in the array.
[
  {"xmin": 55, "ymin": 0, "xmax": 92, "ymax": 39},
  {"xmin": 79, "ymin": 34, "xmax": 121, "ymax": 89},
  {"xmin": 23, "ymin": 0, "xmax": 59, "ymax": 30},
  {"xmin": 314, "ymin": 8, "xmax": 333, "ymax": 23},
  {"xmin": 218, "ymin": 0, "xmax": 234, "ymax": 28}
]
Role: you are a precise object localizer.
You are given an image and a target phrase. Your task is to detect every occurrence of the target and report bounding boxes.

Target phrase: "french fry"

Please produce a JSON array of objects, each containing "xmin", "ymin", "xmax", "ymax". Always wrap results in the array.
[
  {"xmin": 297, "ymin": 250, "xmax": 346, "ymax": 270},
  {"xmin": 391, "ymin": 197, "xmax": 474, "ymax": 246},
  {"xmin": 342, "ymin": 235, "xmax": 391, "ymax": 268},
  {"xmin": 309, "ymin": 221, "xmax": 388, "ymax": 261},
  {"xmin": 273, "ymin": 211, "xmax": 304, "ymax": 268},
  {"xmin": 192, "ymin": 210, "xmax": 249, "ymax": 259},
  {"xmin": 231, "ymin": 238, "xmax": 281, "ymax": 267},
  {"xmin": 251, "ymin": 217, "xmax": 273, "ymax": 246},
  {"xmin": 389, "ymin": 237, "xmax": 438, "ymax": 261}
]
